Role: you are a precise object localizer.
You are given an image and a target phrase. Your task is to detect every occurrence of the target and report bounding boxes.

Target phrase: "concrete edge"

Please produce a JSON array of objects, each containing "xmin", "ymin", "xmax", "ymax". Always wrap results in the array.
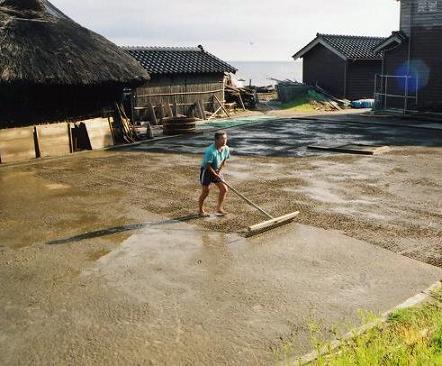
[{"xmin": 278, "ymin": 280, "xmax": 442, "ymax": 366}]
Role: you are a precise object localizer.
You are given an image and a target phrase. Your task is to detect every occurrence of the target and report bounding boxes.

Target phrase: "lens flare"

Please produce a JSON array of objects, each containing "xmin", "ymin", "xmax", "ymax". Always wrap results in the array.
[{"xmin": 394, "ymin": 59, "xmax": 430, "ymax": 93}]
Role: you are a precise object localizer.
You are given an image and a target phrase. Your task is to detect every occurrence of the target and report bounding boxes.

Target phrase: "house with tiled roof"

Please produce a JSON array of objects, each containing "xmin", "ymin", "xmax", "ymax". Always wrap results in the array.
[
  {"xmin": 373, "ymin": 0, "xmax": 442, "ymax": 112},
  {"xmin": 123, "ymin": 45, "xmax": 236, "ymax": 121},
  {"xmin": 293, "ymin": 34, "xmax": 386, "ymax": 100}
]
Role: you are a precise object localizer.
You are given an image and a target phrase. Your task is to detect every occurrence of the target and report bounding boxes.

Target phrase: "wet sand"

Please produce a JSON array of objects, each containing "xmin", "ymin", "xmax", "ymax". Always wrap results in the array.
[{"xmin": 1, "ymin": 116, "xmax": 441, "ymax": 365}]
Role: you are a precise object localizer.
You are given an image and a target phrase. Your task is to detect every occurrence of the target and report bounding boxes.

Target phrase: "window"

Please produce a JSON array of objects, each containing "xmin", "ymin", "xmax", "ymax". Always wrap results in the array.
[{"xmin": 417, "ymin": 0, "xmax": 438, "ymax": 13}]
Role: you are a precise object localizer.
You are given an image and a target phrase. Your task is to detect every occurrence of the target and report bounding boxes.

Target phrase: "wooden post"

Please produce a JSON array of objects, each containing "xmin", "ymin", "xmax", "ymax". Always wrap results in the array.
[
  {"xmin": 172, "ymin": 101, "xmax": 178, "ymax": 117},
  {"xmin": 34, "ymin": 126, "xmax": 41, "ymax": 158},
  {"xmin": 197, "ymin": 100, "xmax": 206, "ymax": 120},
  {"xmin": 147, "ymin": 103, "xmax": 158, "ymax": 125},
  {"xmin": 68, "ymin": 122, "xmax": 74, "ymax": 153},
  {"xmin": 164, "ymin": 103, "xmax": 173, "ymax": 117},
  {"xmin": 157, "ymin": 104, "xmax": 165, "ymax": 120},
  {"xmin": 238, "ymin": 92, "xmax": 246, "ymax": 111},
  {"xmin": 131, "ymin": 90, "xmax": 136, "ymax": 124}
]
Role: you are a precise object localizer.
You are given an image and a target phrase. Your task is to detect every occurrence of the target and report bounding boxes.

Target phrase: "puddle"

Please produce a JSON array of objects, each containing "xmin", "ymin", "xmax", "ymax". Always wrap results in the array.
[{"xmin": 76, "ymin": 217, "xmax": 442, "ymax": 365}]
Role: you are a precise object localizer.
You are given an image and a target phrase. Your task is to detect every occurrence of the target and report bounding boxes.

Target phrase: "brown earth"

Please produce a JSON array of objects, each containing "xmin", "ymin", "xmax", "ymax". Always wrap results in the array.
[{"xmin": 0, "ymin": 143, "xmax": 441, "ymax": 365}]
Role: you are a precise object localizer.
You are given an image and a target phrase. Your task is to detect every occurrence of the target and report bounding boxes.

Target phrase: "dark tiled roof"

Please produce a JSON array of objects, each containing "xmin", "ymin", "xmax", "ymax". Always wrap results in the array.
[
  {"xmin": 122, "ymin": 46, "xmax": 237, "ymax": 75},
  {"xmin": 373, "ymin": 31, "xmax": 408, "ymax": 53},
  {"xmin": 318, "ymin": 34, "xmax": 386, "ymax": 60}
]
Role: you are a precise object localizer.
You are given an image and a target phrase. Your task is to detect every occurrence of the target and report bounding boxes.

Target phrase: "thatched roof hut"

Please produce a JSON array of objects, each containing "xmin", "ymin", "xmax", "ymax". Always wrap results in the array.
[{"xmin": 0, "ymin": 0, "xmax": 150, "ymax": 126}]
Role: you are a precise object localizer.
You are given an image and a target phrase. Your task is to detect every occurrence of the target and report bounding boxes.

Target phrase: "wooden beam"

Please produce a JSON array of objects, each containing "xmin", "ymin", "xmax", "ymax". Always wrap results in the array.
[
  {"xmin": 238, "ymin": 93, "xmax": 246, "ymax": 111},
  {"xmin": 207, "ymin": 106, "xmax": 222, "ymax": 121},
  {"xmin": 246, "ymin": 212, "xmax": 300, "ymax": 236},
  {"xmin": 213, "ymin": 94, "xmax": 231, "ymax": 118},
  {"xmin": 137, "ymin": 88, "xmax": 223, "ymax": 98}
]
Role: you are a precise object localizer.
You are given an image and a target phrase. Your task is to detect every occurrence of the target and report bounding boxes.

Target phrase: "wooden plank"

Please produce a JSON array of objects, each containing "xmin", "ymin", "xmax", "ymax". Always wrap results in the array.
[
  {"xmin": 238, "ymin": 93, "xmax": 246, "ymax": 111},
  {"xmin": 246, "ymin": 212, "xmax": 300, "ymax": 236},
  {"xmin": 0, "ymin": 126, "xmax": 36, "ymax": 163},
  {"xmin": 83, "ymin": 117, "xmax": 114, "ymax": 150},
  {"xmin": 207, "ymin": 106, "xmax": 222, "ymax": 121},
  {"xmin": 136, "ymin": 88, "xmax": 223, "ymax": 98},
  {"xmin": 307, "ymin": 144, "xmax": 390, "ymax": 155},
  {"xmin": 36, "ymin": 123, "xmax": 71, "ymax": 158}
]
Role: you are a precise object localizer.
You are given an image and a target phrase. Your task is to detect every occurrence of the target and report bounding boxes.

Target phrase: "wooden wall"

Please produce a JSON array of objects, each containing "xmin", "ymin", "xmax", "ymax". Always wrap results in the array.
[
  {"xmin": 381, "ymin": 43, "xmax": 413, "ymax": 109},
  {"xmin": 346, "ymin": 60, "xmax": 382, "ymax": 100},
  {"xmin": 400, "ymin": 0, "xmax": 442, "ymax": 35},
  {"xmin": 303, "ymin": 44, "xmax": 346, "ymax": 98},
  {"xmin": 0, "ymin": 118, "xmax": 115, "ymax": 164},
  {"xmin": 303, "ymin": 44, "xmax": 381, "ymax": 100},
  {"xmin": 134, "ymin": 73, "xmax": 225, "ymax": 119},
  {"xmin": 411, "ymin": 26, "xmax": 442, "ymax": 111},
  {"xmin": 383, "ymin": 25, "xmax": 442, "ymax": 111}
]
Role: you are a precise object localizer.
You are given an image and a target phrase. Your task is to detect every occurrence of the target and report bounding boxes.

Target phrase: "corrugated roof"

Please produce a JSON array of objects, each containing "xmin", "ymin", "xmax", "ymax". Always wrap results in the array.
[
  {"xmin": 318, "ymin": 34, "xmax": 386, "ymax": 60},
  {"xmin": 123, "ymin": 46, "xmax": 237, "ymax": 75},
  {"xmin": 293, "ymin": 34, "xmax": 386, "ymax": 61}
]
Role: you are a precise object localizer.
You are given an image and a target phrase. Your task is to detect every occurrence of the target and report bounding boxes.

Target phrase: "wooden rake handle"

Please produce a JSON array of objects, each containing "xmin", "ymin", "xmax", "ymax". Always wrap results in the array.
[{"xmin": 220, "ymin": 180, "xmax": 274, "ymax": 220}]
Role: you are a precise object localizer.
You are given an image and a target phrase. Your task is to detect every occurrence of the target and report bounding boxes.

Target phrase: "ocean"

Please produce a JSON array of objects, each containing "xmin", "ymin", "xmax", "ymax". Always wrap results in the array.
[{"xmin": 229, "ymin": 61, "xmax": 303, "ymax": 87}]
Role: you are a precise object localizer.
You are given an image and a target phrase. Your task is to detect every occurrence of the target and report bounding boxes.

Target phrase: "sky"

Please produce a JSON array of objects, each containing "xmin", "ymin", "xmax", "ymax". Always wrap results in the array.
[{"xmin": 50, "ymin": 0, "xmax": 400, "ymax": 61}]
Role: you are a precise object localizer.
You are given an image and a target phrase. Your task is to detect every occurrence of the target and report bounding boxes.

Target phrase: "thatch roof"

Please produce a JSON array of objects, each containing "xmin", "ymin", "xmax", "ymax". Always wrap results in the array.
[{"xmin": 0, "ymin": 0, "xmax": 150, "ymax": 87}]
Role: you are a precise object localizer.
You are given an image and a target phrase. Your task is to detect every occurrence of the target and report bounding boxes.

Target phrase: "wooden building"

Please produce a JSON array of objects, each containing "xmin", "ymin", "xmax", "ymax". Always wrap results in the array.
[
  {"xmin": 0, "ymin": 0, "xmax": 149, "ymax": 127},
  {"xmin": 0, "ymin": 0, "xmax": 149, "ymax": 163},
  {"xmin": 293, "ymin": 34, "xmax": 386, "ymax": 100},
  {"xmin": 123, "ymin": 46, "xmax": 237, "ymax": 121},
  {"xmin": 373, "ymin": 0, "xmax": 442, "ymax": 112}
]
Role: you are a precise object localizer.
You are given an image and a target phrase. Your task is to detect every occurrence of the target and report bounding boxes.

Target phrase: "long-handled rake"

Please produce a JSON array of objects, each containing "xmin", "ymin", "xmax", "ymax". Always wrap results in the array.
[{"xmin": 221, "ymin": 180, "xmax": 300, "ymax": 237}]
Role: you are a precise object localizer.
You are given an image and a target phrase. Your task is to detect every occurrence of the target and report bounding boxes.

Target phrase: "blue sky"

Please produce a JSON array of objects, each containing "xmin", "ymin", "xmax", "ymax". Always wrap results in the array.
[{"xmin": 51, "ymin": 0, "xmax": 400, "ymax": 61}]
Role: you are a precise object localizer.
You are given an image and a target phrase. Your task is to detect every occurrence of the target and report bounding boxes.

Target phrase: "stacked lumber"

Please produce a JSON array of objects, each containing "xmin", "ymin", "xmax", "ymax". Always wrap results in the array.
[
  {"xmin": 225, "ymin": 85, "xmax": 257, "ymax": 110},
  {"xmin": 114, "ymin": 103, "xmax": 139, "ymax": 144}
]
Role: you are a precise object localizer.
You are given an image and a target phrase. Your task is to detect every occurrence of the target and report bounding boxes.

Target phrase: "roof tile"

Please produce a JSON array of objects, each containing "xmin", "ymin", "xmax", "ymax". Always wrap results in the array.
[
  {"xmin": 122, "ymin": 46, "xmax": 237, "ymax": 75},
  {"xmin": 318, "ymin": 34, "xmax": 386, "ymax": 60}
]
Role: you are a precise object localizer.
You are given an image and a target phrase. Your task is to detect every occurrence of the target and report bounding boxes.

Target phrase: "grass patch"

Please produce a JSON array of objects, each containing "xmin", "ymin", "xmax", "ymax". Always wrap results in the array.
[
  {"xmin": 280, "ymin": 90, "xmax": 329, "ymax": 112},
  {"xmin": 280, "ymin": 285, "xmax": 442, "ymax": 365},
  {"xmin": 280, "ymin": 96, "xmax": 317, "ymax": 112}
]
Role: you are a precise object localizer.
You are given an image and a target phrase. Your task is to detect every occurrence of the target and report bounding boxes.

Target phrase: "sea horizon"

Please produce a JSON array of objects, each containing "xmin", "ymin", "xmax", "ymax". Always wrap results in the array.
[{"xmin": 228, "ymin": 60, "xmax": 303, "ymax": 87}]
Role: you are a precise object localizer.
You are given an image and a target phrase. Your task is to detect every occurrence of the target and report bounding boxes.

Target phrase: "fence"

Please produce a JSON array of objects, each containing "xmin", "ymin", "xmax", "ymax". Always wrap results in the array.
[{"xmin": 374, "ymin": 74, "xmax": 418, "ymax": 113}]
